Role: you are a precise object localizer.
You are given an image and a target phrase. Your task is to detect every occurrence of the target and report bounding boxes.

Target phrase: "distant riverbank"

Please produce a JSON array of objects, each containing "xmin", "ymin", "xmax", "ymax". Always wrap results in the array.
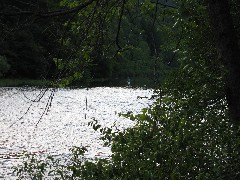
[
  {"xmin": 0, "ymin": 79, "xmax": 50, "ymax": 87},
  {"xmin": 0, "ymin": 77, "xmax": 157, "ymax": 88}
]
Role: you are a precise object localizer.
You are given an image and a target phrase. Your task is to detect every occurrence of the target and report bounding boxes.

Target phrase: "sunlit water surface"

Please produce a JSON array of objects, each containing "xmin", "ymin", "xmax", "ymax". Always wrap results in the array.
[{"xmin": 0, "ymin": 87, "xmax": 154, "ymax": 178}]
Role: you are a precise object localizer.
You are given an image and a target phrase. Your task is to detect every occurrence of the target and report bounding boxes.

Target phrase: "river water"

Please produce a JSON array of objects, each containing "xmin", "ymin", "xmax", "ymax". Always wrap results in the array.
[{"xmin": 0, "ymin": 87, "xmax": 154, "ymax": 178}]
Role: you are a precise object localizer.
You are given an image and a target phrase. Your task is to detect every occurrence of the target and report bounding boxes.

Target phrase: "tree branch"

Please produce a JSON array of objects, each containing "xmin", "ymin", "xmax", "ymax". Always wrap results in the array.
[
  {"xmin": 150, "ymin": 0, "xmax": 177, "ymax": 9},
  {"xmin": 116, "ymin": 0, "xmax": 125, "ymax": 50},
  {"xmin": 0, "ymin": 0, "xmax": 96, "ymax": 17}
]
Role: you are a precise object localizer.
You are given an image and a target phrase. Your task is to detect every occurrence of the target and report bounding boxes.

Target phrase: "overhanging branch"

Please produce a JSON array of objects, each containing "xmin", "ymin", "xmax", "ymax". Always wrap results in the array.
[
  {"xmin": 0, "ymin": 0, "xmax": 96, "ymax": 18},
  {"xmin": 116, "ymin": 0, "xmax": 126, "ymax": 50},
  {"xmin": 150, "ymin": 0, "xmax": 177, "ymax": 9}
]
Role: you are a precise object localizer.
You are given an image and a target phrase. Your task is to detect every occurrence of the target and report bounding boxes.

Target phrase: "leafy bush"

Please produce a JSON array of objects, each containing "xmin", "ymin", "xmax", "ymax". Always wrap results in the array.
[
  {"xmin": 108, "ymin": 95, "xmax": 240, "ymax": 179},
  {"xmin": 0, "ymin": 55, "xmax": 10, "ymax": 77},
  {"xmin": 14, "ymin": 87, "xmax": 240, "ymax": 179}
]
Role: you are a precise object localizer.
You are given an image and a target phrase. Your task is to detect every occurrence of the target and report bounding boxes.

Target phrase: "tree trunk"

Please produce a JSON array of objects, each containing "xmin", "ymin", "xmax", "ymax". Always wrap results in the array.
[{"xmin": 207, "ymin": 0, "xmax": 240, "ymax": 126}]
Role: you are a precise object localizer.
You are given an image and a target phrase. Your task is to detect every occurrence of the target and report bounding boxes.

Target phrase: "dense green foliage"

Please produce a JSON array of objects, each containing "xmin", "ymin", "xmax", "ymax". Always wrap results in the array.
[
  {"xmin": 0, "ymin": 0, "xmax": 177, "ymax": 87},
  {"xmin": 4, "ymin": 0, "xmax": 240, "ymax": 179},
  {"xmin": 0, "ymin": 0, "xmax": 62, "ymax": 79}
]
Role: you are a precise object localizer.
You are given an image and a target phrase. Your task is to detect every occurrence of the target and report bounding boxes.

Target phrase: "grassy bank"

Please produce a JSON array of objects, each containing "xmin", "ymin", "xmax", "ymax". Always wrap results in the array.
[{"xmin": 0, "ymin": 79, "xmax": 51, "ymax": 87}]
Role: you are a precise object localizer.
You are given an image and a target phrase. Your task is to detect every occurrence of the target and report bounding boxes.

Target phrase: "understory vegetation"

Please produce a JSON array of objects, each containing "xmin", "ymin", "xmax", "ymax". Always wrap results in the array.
[
  {"xmin": 14, "ymin": 78, "xmax": 240, "ymax": 179},
  {"xmin": 1, "ymin": 0, "xmax": 239, "ymax": 179}
]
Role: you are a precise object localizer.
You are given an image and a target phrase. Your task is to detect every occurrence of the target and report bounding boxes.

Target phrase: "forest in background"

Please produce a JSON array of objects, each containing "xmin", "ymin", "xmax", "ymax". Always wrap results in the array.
[{"xmin": 0, "ymin": 0, "xmax": 178, "ymax": 87}]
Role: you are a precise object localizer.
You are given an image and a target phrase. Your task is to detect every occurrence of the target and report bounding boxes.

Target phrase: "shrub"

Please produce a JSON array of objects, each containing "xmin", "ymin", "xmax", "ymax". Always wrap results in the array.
[{"xmin": 14, "ymin": 91, "xmax": 240, "ymax": 179}]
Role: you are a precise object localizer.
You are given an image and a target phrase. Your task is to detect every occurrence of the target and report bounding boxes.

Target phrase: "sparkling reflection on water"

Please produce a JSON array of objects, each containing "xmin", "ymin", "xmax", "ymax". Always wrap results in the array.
[{"xmin": 0, "ymin": 87, "xmax": 153, "ymax": 178}]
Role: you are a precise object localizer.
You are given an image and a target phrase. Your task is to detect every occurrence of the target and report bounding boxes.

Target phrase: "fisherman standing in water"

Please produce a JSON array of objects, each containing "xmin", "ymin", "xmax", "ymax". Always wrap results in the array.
[{"xmin": 127, "ymin": 77, "xmax": 131, "ymax": 87}]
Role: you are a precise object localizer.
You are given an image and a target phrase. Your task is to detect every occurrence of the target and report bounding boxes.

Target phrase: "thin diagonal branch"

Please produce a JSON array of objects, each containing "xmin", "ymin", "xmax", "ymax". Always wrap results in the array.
[
  {"xmin": 116, "ymin": 0, "xmax": 125, "ymax": 50},
  {"xmin": 0, "ymin": 0, "xmax": 96, "ymax": 17}
]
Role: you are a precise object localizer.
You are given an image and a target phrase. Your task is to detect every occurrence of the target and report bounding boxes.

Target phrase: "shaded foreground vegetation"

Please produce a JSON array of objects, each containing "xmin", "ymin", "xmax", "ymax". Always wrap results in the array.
[
  {"xmin": 0, "ymin": 0, "xmax": 240, "ymax": 179},
  {"xmin": 14, "ymin": 81, "xmax": 240, "ymax": 179}
]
